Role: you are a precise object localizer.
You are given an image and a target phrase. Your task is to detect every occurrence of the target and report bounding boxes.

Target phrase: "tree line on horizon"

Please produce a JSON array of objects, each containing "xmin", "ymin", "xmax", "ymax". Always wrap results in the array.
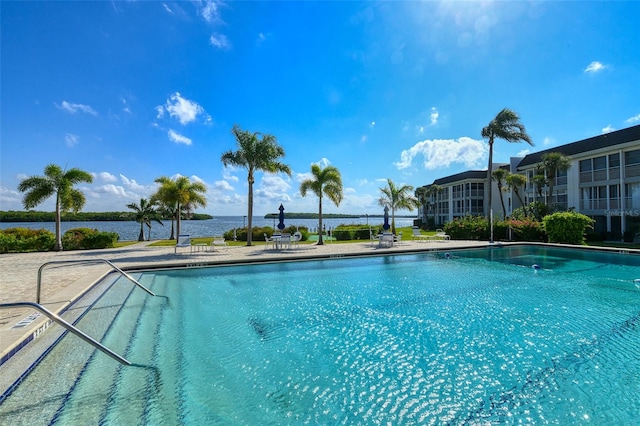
[{"xmin": 17, "ymin": 108, "xmax": 536, "ymax": 250}]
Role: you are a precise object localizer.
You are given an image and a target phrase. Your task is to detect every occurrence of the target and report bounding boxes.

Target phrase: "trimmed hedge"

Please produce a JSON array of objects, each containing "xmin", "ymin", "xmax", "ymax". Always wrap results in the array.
[
  {"xmin": 442, "ymin": 215, "xmax": 547, "ymax": 242},
  {"xmin": 223, "ymin": 226, "xmax": 310, "ymax": 242},
  {"xmin": 62, "ymin": 228, "xmax": 119, "ymax": 250},
  {"xmin": 543, "ymin": 212, "xmax": 594, "ymax": 245}
]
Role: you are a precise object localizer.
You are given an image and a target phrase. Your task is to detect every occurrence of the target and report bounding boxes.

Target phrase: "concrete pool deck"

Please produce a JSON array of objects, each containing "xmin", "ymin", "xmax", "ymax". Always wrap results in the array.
[{"xmin": 0, "ymin": 238, "xmax": 492, "ymax": 360}]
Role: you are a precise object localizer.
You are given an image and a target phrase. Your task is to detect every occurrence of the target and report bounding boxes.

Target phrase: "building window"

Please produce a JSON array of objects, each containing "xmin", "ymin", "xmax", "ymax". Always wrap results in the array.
[
  {"xmin": 625, "ymin": 149, "xmax": 640, "ymax": 178},
  {"xmin": 609, "ymin": 184, "xmax": 620, "ymax": 209},
  {"xmin": 625, "ymin": 183, "xmax": 640, "ymax": 209},
  {"xmin": 609, "ymin": 153, "xmax": 621, "ymax": 179}
]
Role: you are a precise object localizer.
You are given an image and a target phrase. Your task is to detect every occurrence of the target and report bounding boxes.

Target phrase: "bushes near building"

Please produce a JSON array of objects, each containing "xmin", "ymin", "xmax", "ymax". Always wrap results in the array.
[{"xmin": 543, "ymin": 212, "xmax": 594, "ymax": 245}]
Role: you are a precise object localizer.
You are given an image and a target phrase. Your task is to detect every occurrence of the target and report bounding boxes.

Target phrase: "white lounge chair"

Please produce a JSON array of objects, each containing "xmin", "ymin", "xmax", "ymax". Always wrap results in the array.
[
  {"xmin": 411, "ymin": 227, "xmax": 430, "ymax": 242},
  {"xmin": 435, "ymin": 229, "xmax": 451, "ymax": 241},
  {"xmin": 175, "ymin": 234, "xmax": 192, "ymax": 254},
  {"xmin": 210, "ymin": 236, "xmax": 228, "ymax": 251}
]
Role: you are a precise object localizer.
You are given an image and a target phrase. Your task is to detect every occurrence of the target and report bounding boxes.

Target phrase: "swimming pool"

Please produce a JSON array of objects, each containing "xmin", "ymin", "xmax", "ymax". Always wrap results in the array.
[{"xmin": 1, "ymin": 245, "xmax": 639, "ymax": 424}]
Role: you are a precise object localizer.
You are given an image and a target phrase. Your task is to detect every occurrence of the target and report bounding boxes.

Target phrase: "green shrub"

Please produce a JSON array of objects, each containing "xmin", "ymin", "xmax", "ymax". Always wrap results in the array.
[
  {"xmin": 507, "ymin": 218, "xmax": 546, "ymax": 242},
  {"xmin": 224, "ymin": 226, "xmax": 309, "ymax": 242},
  {"xmin": 333, "ymin": 224, "xmax": 383, "ymax": 241},
  {"xmin": 62, "ymin": 228, "xmax": 118, "ymax": 250},
  {"xmin": 0, "ymin": 228, "xmax": 55, "ymax": 253},
  {"xmin": 543, "ymin": 212, "xmax": 594, "ymax": 245},
  {"xmin": 443, "ymin": 215, "xmax": 489, "ymax": 240}
]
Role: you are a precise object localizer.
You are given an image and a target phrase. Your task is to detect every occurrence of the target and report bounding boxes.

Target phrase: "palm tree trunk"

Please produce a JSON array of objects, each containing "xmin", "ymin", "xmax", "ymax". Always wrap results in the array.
[
  {"xmin": 54, "ymin": 197, "xmax": 63, "ymax": 251},
  {"xmin": 487, "ymin": 138, "xmax": 494, "ymax": 243},
  {"xmin": 247, "ymin": 172, "xmax": 254, "ymax": 246},
  {"xmin": 498, "ymin": 186, "xmax": 507, "ymax": 219},
  {"xmin": 317, "ymin": 197, "xmax": 324, "ymax": 245},
  {"xmin": 138, "ymin": 223, "xmax": 145, "ymax": 241},
  {"xmin": 175, "ymin": 203, "xmax": 181, "ymax": 240}
]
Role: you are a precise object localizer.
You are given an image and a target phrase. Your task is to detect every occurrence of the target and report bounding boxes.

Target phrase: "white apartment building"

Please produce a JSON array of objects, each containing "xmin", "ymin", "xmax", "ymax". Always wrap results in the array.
[{"xmin": 417, "ymin": 124, "xmax": 640, "ymax": 239}]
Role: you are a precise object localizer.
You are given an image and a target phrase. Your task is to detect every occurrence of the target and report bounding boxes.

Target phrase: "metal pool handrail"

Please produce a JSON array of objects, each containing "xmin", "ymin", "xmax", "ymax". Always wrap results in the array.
[
  {"xmin": 37, "ymin": 259, "xmax": 155, "ymax": 304},
  {"xmin": 0, "ymin": 302, "xmax": 131, "ymax": 366}
]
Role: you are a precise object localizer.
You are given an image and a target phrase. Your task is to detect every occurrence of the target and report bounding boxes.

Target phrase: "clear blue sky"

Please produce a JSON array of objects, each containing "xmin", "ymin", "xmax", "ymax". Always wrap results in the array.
[{"xmin": 1, "ymin": 1, "xmax": 639, "ymax": 216}]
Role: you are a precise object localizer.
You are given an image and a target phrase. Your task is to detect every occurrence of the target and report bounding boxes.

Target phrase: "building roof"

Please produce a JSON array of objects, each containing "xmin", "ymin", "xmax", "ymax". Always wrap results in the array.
[
  {"xmin": 517, "ymin": 124, "xmax": 640, "ymax": 169},
  {"xmin": 432, "ymin": 170, "xmax": 487, "ymax": 186}
]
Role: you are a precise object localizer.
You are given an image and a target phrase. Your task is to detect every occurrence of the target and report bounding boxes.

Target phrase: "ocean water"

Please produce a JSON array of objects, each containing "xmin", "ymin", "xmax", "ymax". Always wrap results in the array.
[{"xmin": 0, "ymin": 216, "xmax": 416, "ymax": 241}]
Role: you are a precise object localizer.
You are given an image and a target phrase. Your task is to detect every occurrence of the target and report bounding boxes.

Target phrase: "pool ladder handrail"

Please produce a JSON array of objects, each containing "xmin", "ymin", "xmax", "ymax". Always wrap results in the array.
[
  {"xmin": 37, "ymin": 258, "xmax": 155, "ymax": 304},
  {"xmin": 0, "ymin": 302, "xmax": 131, "ymax": 365}
]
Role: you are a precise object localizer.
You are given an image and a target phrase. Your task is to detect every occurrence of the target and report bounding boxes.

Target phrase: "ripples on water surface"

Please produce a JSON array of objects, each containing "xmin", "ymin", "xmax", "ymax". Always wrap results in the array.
[{"xmin": 2, "ymin": 247, "xmax": 639, "ymax": 424}]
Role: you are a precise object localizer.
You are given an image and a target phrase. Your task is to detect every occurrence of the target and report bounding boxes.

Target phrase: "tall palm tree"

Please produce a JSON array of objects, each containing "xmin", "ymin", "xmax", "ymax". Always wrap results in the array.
[
  {"xmin": 505, "ymin": 173, "xmax": 527, "ymax": 217},
  {"xmin": 18, "ymin": 163, "xmax": 93, "ymax": 251},
  {"xmin": 153, "ymin": 176, "xmax": 207, "ymax": 239},
  {"xmin": 299, "ymin": 163, "xmax": 343, "ymax": 245},
  {"xmin": 492, "ymin": 168, "xmax": 509, "ymax": 219},
  {"xmin": 541, "ymin": 152, "xmax": 571, "ymax": 207},
  {"xmin": 221, "ymin": 125, "xmax": 292, "ymax": 246},
  {"xmin": 378, "ymin": 178, "xmax": 419, "ymax": 234},
  {"xmin": 425, "ymin": 184, "xmax": 443, "ymax": 228},
  {"xmin": 481, "ymin": 108, "xmax": 533, "ymax": 242},
  {"xmin": 414, "ymin": 186, "xmax": 428, "ymax": 224},
  {"xmin": 127, "ymin": 198, "xmax": 163, "ymax": 241}
]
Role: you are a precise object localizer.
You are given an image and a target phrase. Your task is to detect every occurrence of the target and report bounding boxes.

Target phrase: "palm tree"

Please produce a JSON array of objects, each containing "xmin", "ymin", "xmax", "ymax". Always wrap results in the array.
[
  {"xmin": 505, "ymin": 173, "xmax": 527, "ymax": 216},
  {"xmin": 492, "ymin": 168, "xmax": 509, "ymax": 219},
  {"xmin": 299, "ymin": 163, "xmax": 343, "ymax": 245},
  {"xmin": 541, "ymin": 152, "xmax": 571, "ymax": 207},
  {"xmin": 127, "ymin": 198, "xmax": 163, "ymax": 241},
  {"xmin": 18, "ymin": 163, "xmax": 93, "ymax": 251},
  {"xmin": 532, "ymin": 165, "xmax": 547, "ymax": 202},
  {"xmin": 221, "ymin": 125, "xmax": 292, "ymax": 246},
  {"xmin": 153, "ymin": 176, "xmax": 207, "ymax": 239},
  {"xmin": 414, "ymin": 186, "xmax": 428, "ymax": 224},
  {"xmin": 378, "ymin": 178, "xmax": 419, "ymax": 234},
  {"xmin": 481, "ymin": 108, "xmax": 533, "ymax": 242}
]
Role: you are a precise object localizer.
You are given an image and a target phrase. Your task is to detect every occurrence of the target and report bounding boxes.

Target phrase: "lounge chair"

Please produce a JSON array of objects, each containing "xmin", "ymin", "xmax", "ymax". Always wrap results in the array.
[
  {"xmin": 175, "ymin": 234, "xmax": 192, "ymax": 254},
  {"xmin": 395, "ymin": 232, "xmax": 402, "ymax": 244},
  {"xmin": 411, "ymin": 227, "xmax": 430, "ymax": 242},
  {"xmin": 210, "ymin": 236, "xmax": 228, "ymax": 251},
  {"xmin": 435, "ymin": 229, "xmax": 451, "ymax": 241}
]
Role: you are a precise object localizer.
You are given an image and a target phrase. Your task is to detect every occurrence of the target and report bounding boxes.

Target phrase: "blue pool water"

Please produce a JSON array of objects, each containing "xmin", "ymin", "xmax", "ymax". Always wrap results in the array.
[{"xmin": 1, "ymin": 246, "xmax": 640, "ymax": 424}]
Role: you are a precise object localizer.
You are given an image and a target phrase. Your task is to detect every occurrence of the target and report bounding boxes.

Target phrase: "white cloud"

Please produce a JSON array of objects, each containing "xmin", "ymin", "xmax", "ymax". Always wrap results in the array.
[
  {"xmin": 626, "ymin": 113, "xmax": 640, "ymax": 123},
  {"xmin": 100, "ymin": 184, "xmax": 128, "ymax": 197},
  {"xmin": 99, "ymin": 172, "xmax": 118, "ymax": 182},
  {"xmin": 260, "ymin": 175, "xmax": 291, "ymax": 193},
  {"xmin": 394, "ymin": 137, "xmax": 486, "ymax": 170},
  {"xmin": 210, "ymin": 33, "xmax": 231, "ymax": 50},
  {"xmin": 430, "ymin": 107, "xmax": 439, "ymax": 125},
  {"xmin": 162, "ymin": 3, "xmax": 173, "ymax": 14},
  {"xmin": 296, "ymin": 172, "xmax": 313, "ymax": 183},
  {"xmin": 119, "ymin": 174, "xmax": 147, "ymax": 192},
  {"xmin": 516, "ymin": 149, "xmax": 531, "ymax": 157},
  {"xmin": 201, "ymin": 0, "xmax": 223, "ymax": 23},
  {"xmin": 157, "ymin": 92, "xmax": 205, "ymax": 125},
  {"xmin": 213, "ymin": 180, "xmax": 234, "ymax": 191},
  {"xmin": 584, "ymin": 61, "xmax": 605, "ymax": 73},
  {"xmin": 168, "ymin": 129, "xmax": 192, "ymax": 145},
  {"xmin": 602, "ymin": 125, "xmax": 615, "ymax": 134},
  {"xmin": 543, "ymin": 137, "xmax": 554, "ymax": 146},
  {"xmin": 222, "ymin": 168, "xmax": 239, "ymax": 182},
  {"xmin": 57, "ymin": 100, "xmax": 97, "ymax": 116},
  {"xmin": 65, "ymin": 133, "xmax": 79, "ymax": 147}
]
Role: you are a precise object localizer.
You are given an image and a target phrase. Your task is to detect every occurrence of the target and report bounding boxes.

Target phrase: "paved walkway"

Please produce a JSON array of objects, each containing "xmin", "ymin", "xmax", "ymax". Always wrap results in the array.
[{"xmin": 0, "ymin": 238, "xmax": 488, "ymax": 360}]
